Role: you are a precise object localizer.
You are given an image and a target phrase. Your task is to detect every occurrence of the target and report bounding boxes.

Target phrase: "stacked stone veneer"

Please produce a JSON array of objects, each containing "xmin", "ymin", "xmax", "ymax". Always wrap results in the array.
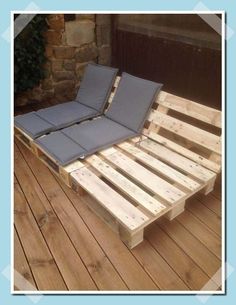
[{"xmin": 15, "ymin": 14, "xmax": 112, "ymax": 106}]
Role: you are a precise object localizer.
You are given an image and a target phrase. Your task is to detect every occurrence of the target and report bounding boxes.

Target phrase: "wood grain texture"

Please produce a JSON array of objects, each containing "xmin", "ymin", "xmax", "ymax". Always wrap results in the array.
[
  {"xmin": 148, "ymin": 111, "xmax": 221, "ymax": 154},
  {"xmin": 157, "ymin": 91, "xmax": 221, "ymax": 128},
  {"xmin": 176, "ymin": 210, "xmax": 221, "ymax": 259},
  {"xmin": 158, "ymin": 217, "xmax": 221, "ymax": 277},
  {"xmin": 100, "ymin": 148, "xmax": 186, "ymax": 205},
  {"xmin": 186, "ymin": 197, "xmax": 221, "ymax": 236},
  {"xmin": 14, "ymin": 227, "xmax": 37, "ymax": 291},
  {"xmin": 14, "ymin": 176, "xmax": 67, "ymax": 291},
  {"xmin": 15, "ymin": 142, "xmax": 97, "ymax": 291},
  {"xmin": 146, "ymin": 225, "xmax": 218, "ymax": 290},
  {"xmin": 86, "ymin": 154, "xmax": 166, "ymax": 216}
]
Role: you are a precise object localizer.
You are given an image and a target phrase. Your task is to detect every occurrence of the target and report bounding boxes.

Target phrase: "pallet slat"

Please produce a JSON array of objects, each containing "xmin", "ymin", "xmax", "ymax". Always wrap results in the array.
[
  {"xmin": 134, "ymin": 138, "xmax": 216, "ymax": 183},
  {"xmin": 148, "ymin": 111, "xmax": 221, "ymax": 154},
  {"xmin": 100, "ymin": 148, "xmax": 186, "ymax": 205},
  {"xmin": 143, "ymin": 130, "xmax": 221, "ymax": 173},
  {"xmin": 71, "ymin": 167, "xmax": 149, "ymax": 231},
  {"xmin": 86, "ymin": 155, "xmax": 166, "ymax": 216},
  {"xmin": 118, "ymin": 141, "xmax": 201, "ymax": 192},
  {"xmin": 157, "ymin": 91, "xmax": 221, "ymax": 128}
]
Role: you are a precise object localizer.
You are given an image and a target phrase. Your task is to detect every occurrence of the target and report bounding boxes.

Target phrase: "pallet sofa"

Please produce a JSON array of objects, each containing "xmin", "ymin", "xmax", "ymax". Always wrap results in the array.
[{"xmin": 14, "ymin": 76, "xmax": 222, "ymax": 249}]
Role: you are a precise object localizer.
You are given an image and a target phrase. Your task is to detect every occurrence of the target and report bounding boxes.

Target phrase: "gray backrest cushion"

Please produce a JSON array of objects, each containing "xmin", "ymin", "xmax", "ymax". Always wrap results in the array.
[
  {"xmin": 75, "ymin": 63, "xmax": 118, "ymax": 112},
  {"xmin": 106, "ymin": 72, "xmax": 162, "ymax": 132}
]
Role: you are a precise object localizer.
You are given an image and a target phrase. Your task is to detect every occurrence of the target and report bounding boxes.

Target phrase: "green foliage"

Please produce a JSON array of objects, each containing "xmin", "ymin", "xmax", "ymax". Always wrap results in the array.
[{"xmin": 14, "ymin": 14, "xmax": 48, "ymax": 94}]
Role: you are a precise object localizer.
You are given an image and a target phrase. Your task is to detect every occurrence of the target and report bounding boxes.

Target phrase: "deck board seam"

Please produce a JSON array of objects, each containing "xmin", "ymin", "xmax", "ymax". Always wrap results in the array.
[
  {"xmin": 15, "ymin": 142, "xmax": 97, "ymax": 290},
  {"xmin": 14, "ymin": 223, "xmax": 39, "ymax": 291},
  {"xmin": 14, "ymin": 166, "xmax": 69, "ymax": 290},
  {"xmin": 185, "ymin": 201, "xmax": 221, "ymax": 237},
  {"xmin": 155, "ymin": 224, "xmax": 220, "ymax": 287}
]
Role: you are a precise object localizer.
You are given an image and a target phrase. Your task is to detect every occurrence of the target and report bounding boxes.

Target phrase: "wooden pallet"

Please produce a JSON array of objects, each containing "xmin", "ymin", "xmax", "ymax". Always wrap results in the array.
[{"xmin": 14, "ymin": 76, "xmax": 222, "ymax": 249}]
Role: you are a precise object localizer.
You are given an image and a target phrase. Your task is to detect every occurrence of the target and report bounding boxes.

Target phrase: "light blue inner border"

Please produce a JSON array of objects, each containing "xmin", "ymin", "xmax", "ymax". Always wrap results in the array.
[{"xmin": 1, "ymin": 0, "xmax": 235, "ymax": 304}]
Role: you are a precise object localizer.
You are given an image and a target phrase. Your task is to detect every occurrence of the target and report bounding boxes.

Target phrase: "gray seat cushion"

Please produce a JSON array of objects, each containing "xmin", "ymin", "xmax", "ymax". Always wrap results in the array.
[
  {"xmin": 63, "ymin": 117, "xmax": 136, "ymax": 154},
  {"xmin": 75, "ymin": 63, "xmax": 118, "ymax": 112},
  {"xmin": 37, "ymin": 101, "xmax": 97, "ymax": 130},
  {"xmin": 14, "ymin": 112, "xmax": 54, "ymax": 139},
  {"xmin": 34, "ymin": 117, "xmax": 135, "ymax": 165},
  {"xmin": 35, "ymin": 132, "xmax": 86, "ymax": 165},
  {"xmin": 106, "ymin": 72, "xmax": 162, "ymax": 132}
]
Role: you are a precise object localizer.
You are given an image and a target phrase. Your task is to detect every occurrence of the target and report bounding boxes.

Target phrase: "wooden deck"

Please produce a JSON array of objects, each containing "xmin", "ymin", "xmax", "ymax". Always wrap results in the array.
[{"xmin": 14, "ymin": 138, "xmax": 222, "ymax": 291}]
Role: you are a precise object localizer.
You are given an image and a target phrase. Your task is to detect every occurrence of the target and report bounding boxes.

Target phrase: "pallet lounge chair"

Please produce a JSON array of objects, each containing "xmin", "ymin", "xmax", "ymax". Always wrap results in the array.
[
  {"xmin": 14, "ymin": 64, "xmax": 118, "ymax": 139},
  {"xmin": 34, "ymin": 73, "xmax": 162, "ymax": 165},
  {"xmin": 14, "ymin": 76, "xmax": 222, "ymax": 249}
]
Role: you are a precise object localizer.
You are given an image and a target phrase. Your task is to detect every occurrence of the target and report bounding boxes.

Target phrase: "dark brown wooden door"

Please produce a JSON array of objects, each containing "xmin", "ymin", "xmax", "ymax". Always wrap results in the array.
[{"xmin": 111, "ymin": 14, "xmax": 221, "ymax": 110}]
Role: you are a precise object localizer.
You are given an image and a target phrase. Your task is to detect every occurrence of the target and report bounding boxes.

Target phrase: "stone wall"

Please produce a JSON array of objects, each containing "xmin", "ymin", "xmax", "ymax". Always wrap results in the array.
[{"xmin": 15, "ymin": 14, "xmax": 112, "ymax": 107}]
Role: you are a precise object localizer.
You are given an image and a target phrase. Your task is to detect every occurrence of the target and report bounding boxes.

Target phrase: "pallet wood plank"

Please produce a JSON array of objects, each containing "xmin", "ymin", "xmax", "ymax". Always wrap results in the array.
[
  {"xmin": 157, "ymin": 92, "xmax": 221, "ymax": 128},
  {"xmin": 14, "ymin": 178, "xmax": 67, "ymax": 291},
  {"xmin": 143, "ymin": 130, "xmax": 221, "ymax": 173},
  {"xmin": 100, "ymin": 148, "xmax": 186, "ymax": 205},
  {"xmin": 86, "ymin": 154, "xmax": 166, "ymax": 216},
  {"xmin": 71, "ymin": 167, "xmax": 149, "ymax": 231},
  {"xmin": 118, "ymin": 141, "xmax": 201, "ymax": 192},
  {"xmin": 148, "ymin": 111, "xmax": 221, "ymax": 154},
  {"xmin": 135, "ymin": 138, "xmax": 216, "ymax": 182},
  {"xmin": 14, "ymin": 227, "xmax": 37, "ymax": 291}
]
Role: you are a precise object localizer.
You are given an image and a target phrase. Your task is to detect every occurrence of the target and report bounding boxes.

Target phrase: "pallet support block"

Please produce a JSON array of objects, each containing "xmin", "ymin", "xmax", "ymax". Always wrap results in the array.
[
  {"xmin": 59, "ymin": 168, "xmax": 72, "ymax": 187},
  {"xmin": 71, "ymin": 179, "xmax": 86, "ymax": 196},
  {"xmin": 14, "ymin": 127, "xmax": 33, "ymax": 150},
  {"xmin": 119, "ymin": 226, "xmax": 144, "ymax": 249},
  {"xmin": 202, "ymin": 176, "xmax": 217, "ymax": 195},
  {"xmin": 36, "ymin": 147, "xmax": 60, "ymax": 174},
  {"xmin": 85, "ymin": 196, "xmax": 120, "ymax": 234},
  {"xmin": 165, "ymin": 200, "xmax": 186, "ymax": 221}
]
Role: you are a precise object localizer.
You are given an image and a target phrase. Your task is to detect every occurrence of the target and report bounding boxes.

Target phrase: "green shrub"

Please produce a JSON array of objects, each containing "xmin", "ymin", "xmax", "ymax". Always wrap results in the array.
[{"xmin": 14, "ymin": 14, "xmax": 48, "ymax": 94}]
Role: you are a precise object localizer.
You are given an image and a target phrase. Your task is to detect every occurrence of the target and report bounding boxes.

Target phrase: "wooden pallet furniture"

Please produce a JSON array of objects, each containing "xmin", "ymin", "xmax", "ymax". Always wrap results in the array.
[{"xmin": 14, "ymin": 76, "xmax": 222, "ymax": 249}]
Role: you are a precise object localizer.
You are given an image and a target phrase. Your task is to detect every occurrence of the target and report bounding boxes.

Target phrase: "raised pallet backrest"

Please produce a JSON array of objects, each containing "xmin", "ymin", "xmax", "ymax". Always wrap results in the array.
[{"xmin": 111, "ymin": 76, "xmax": 222, "ymax": 173}]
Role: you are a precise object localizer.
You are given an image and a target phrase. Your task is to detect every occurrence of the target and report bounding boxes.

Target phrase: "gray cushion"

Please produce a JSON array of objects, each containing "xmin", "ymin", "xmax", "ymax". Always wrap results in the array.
[
  {"xmin": 75, "ymin": 63, "xmax": 118, "ymax": 112},
  {"xmin": 33, "ymin": 72, "xmax": 162, "ymax": 166},
  {"xmin": 37, "ymin": 101, "xmax": 97, "ymax": 130},
  {"xmin": 14, "ymin": 112, "xmax": 54, "ymax": 139},
  {"xmin": 106, "ymin": 72, "xmax": 162, "ymax": 132},
  {"xmin": 14, "ymin": 64, "xmax": 118, "ymax": 139},
  {"xmin": 62, "ymin": 117, "xmax": 136, "ymax": 154},
  {"xmin": 35, "ymin": 132, "xmax": 86, "ymax": 165}
]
